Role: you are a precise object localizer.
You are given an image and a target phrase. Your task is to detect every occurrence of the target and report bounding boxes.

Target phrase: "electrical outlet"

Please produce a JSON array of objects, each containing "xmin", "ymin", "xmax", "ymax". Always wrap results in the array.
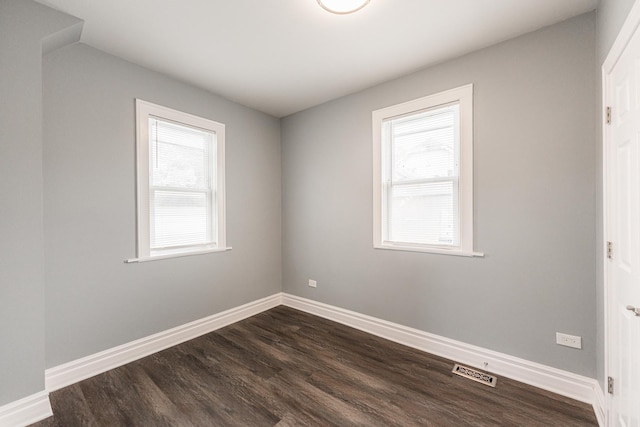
[
  {"xmin": 556, "ymin": 332, "xmax": 582, "ymax": 349},
  {"xmin": 308, "ymin": 279, "xmax": 317, "ymax": 288}
]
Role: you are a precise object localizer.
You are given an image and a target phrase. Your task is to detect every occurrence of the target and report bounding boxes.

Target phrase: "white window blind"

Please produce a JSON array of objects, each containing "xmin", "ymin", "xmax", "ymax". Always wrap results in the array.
[
  {"xmin": 149, "ymin": 118, "xmax": 216, "ymax": 250},
  {"xmin": 382, "ymin": 104, "xmax": 460, "ymax": 246}
]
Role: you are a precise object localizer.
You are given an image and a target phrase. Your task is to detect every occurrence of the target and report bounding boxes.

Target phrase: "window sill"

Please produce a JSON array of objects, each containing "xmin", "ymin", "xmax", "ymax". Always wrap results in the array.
[
  {"xmin": 374, "ymin": 244, "xmax": 484, "ymax": 257},
  {"xmin": 125, "ymin": 247, "xmax": 232, "ymax": 263}
]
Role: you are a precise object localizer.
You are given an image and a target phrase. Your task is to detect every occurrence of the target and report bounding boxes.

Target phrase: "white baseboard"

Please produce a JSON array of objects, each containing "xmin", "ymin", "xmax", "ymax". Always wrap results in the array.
[
  {"xmin": 593, "ymin": 381, "xmax": 606, "ymax": 426},
  {"xmin": 45, "ymin": 293, "xmax": 282, "ymax": 392},
  {"xmin": 0, "ymin": 391, "xmax": 52, "ymax": 427},
  {"xmin": 281, "ymin": 293, "xmax": 602, "ymax": 411},
  {"xmin": 41, "ymin": 291, "xmax": 603, "ymax": 424}
]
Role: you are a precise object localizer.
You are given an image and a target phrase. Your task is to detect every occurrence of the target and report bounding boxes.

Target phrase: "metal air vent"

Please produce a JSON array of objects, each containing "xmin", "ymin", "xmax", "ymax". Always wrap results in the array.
[{"xmin": 452, "ymin": 364, "xmax": 497, "ymax": 387}]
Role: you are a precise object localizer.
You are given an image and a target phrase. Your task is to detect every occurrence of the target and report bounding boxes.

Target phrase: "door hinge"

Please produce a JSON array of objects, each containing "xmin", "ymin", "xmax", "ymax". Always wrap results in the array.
[
  {"xmin": 608, "ymin": 376, "xmax": 614, "ymax": 394},
  {"xmin": 607, "ymin": 241, "xmax": 613, "ymax": 259},
  {"xmin": 606, "ymin": 106, "xmax": 612, "ymax": 124}
]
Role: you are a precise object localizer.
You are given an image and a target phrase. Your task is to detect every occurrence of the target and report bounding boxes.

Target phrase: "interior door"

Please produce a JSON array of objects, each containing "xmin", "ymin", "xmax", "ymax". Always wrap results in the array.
[{"xmin": 606, "ymin": 14, "xmax": 640, "ymax": 426}]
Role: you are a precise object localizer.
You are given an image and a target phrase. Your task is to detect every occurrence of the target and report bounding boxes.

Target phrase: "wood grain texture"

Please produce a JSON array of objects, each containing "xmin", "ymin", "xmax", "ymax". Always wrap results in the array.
[{"xmin": 32, "ymin": 306, "xmax": 597, "ymax": 426}]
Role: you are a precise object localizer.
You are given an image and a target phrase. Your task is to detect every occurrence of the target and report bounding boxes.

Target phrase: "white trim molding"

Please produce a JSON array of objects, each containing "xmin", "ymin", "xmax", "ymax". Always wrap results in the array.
[
  {"xmin": 372, "ymin": 84, "xmax": 475, "ymax": 257},
  {"xmin": 593, "ymin": 380, "xmax": 606, "ymax": 427},
  {"xmin": 281, "ymin": 294, "xmax": 602, "ymax": 414},
  {"xmin": 0, "ymin": 391, "xmax": 52, "ymax": 427},
  {"xmin": 134, "ymin": 99, "xmax": 227, "ymax": 261},
  {"xmin": 602, "ymin": 0, "xmax": 640, "ymax": 72},
  {"xmin": 45, "ymin": 293, "xmax": 282, "ymax": 392}
]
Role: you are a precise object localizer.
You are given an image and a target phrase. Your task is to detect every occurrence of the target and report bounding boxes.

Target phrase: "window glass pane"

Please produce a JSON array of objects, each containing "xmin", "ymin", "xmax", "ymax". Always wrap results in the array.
[
  {"xmin": 383, "ymin": 104, "xmax": 461, "ymax": 247},
  {"xmin": 389, "ymin": 181, "xmax": 458, "ymax": 246},
  {"xmin": 150, "ymin": 118, "xmax": 212, "ymax": 189},
  {"xmin": 151, "ymin": 190, "xmax": 212, "ymax": 249},
  {"xmin": 389, "ymin": 105, "xmax": 458, "ymax": 182}
]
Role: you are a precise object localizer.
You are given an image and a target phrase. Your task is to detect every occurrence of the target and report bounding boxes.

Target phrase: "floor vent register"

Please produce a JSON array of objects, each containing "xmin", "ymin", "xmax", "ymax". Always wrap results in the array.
[{"xmin": 452, "ymin": 364, "xmax": 497, "ymax": 387}]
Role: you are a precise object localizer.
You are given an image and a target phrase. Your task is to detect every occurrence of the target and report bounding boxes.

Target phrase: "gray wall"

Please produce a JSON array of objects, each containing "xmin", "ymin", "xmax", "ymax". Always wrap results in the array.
[
  {"xmin": 0, "ymin": 0, "xmax": 80, "ymax": 405},
  {"xmin": 281, "ymin": 13, "xmax": 597, "ymax": 377},
  {"xmin": 0, "ymin": 1, "xmax": 619, "ymax": 409},
  {"xmin": 43, "ymin": 43, "xmax": 282, "ymax": 367},
  {"xmin": 594, "ymin": 0, "xmax": 636, "ymax": 388}
]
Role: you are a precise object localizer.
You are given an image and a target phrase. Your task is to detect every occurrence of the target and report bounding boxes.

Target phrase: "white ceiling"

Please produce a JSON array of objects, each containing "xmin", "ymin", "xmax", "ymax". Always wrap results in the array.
[{"xmin": 36, "ymin": 0, "xmax": 598, "ymax": 117}]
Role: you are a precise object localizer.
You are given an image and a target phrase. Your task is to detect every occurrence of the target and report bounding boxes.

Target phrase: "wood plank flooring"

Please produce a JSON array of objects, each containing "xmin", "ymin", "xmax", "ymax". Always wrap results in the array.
[{"xmin": 32, "ymin": 306, "xmax": 598, "ymax": 426}]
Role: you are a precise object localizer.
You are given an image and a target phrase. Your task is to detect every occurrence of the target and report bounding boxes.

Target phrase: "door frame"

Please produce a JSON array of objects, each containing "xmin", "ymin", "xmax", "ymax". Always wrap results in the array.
[{"xmin": 603, "ymin": 0, "xmax": 640, "ymax": 425}]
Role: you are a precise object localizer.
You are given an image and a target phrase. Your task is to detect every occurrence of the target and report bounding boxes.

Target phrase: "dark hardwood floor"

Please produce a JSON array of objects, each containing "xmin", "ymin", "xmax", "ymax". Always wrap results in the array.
[{"xmin": 32, "ymin": 306, "xmax": 597, "ymax": 426}]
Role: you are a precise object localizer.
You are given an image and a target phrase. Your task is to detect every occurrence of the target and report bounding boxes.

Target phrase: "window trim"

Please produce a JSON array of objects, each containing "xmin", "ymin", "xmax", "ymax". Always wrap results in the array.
[
  {"xmin": 372, "ymin": 84, "xmax": 481, "ymax": 257},
  {"xmin": 130, "ymin": 99, "xmax": 228, "ymax": 262}
]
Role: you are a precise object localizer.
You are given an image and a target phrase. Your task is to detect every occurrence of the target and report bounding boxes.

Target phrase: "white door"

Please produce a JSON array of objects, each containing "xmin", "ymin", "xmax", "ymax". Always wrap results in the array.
[{"xmin": 606, "ymin": 6, "xmax": 640, "ymax": 425}]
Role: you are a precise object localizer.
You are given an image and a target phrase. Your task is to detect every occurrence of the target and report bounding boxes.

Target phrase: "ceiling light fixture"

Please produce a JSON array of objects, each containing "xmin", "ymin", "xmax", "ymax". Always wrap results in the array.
[{"xmin": 317, "ymin": 0, "xmax": 370, "ymax": 14}]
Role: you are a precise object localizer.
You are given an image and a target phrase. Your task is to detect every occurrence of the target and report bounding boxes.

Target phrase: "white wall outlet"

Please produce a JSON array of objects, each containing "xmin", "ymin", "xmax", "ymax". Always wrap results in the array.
[
  {"xmin": 556, "ymin": 332, "xmax": 582, "ymax": 349},
  {"xmin": 308, "ymin": 279, "xmax": 317, "ymax": 288}
]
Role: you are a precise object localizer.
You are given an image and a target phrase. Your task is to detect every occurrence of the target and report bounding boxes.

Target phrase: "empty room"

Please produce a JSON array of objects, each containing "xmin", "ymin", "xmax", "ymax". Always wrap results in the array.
[{"xmin": 1, "ymin": 0, "xmax": 639, "ymax": 425}]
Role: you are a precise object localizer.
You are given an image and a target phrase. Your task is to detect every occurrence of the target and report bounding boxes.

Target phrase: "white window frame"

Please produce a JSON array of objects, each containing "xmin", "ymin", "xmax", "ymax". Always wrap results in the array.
[
  {"xmin": 372, "ymin": 84, "xmax": 480, "ymax": 257},
  {"xmin": 128, "ymin": 99, "xmax": 228, "ymax": 263}
]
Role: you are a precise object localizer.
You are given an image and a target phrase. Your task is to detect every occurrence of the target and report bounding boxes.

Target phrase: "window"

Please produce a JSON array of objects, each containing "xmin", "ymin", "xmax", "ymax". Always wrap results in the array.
[
  {"xmin": 372, "ymin": 85, "xmax": 476, "ymax": 256},
  {"xmin": 133, "ymin": 100, "xmax": 227, "ymax": 261}
]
